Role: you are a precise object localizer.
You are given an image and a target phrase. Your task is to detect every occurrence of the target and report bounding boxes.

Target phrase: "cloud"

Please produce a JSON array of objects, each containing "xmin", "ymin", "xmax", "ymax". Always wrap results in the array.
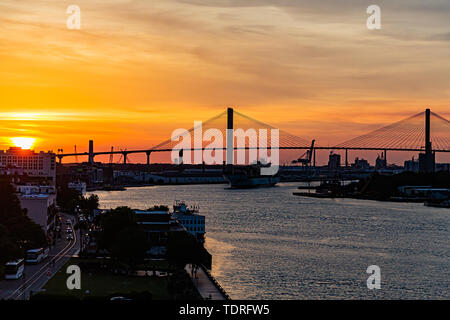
[
  {"xmin": 0, "ymin": 0, "xmax": 449, "ymax": 156},
  {"xmin": 429, "ymin": 32, "xmax": 450, "ymax": 42}
]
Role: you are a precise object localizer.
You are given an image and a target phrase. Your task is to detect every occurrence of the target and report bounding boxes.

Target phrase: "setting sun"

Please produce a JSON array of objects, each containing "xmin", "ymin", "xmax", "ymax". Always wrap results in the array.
[{"xmin": 11, "ymin": 137, "xmax": 36, "ymax": 149}]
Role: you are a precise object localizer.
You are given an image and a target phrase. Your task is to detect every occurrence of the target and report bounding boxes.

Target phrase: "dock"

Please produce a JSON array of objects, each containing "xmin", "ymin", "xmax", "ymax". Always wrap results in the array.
[{"xmin": 293, "ymin": 191, "xmax": 339, "ymax": 198}]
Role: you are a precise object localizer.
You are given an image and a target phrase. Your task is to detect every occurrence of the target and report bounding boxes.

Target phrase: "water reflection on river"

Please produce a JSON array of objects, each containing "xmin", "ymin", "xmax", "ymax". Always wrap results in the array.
[{"xmin": 88, "ymin": 182, "xmax": 449, "ymax": 299}]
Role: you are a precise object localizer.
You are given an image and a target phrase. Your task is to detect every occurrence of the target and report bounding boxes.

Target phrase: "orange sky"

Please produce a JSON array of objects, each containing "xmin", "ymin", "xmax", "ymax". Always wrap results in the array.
[{"xmin": 1, "ymin": 0, "xmax": 449, "ymax": 164}]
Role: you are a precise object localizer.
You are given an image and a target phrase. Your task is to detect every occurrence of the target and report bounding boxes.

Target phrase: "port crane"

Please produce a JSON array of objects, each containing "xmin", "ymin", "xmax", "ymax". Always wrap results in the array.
[{"xmin": 292, "ymin": 140, "xmax": 315, "ymax": 167}]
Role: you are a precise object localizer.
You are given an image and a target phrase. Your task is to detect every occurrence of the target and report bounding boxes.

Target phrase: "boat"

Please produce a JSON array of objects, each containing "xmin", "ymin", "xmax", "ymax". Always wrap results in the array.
[
  {"xmin": 425, "ymin": 200, "xmax": 450, "ymax": 208},
  {"xmin": 223, "ymin": 163, "xmax": 280, "ymax": 189}
]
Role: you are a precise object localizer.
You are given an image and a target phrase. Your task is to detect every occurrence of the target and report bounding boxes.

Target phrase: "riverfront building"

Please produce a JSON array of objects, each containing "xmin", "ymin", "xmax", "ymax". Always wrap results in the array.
[{"xmin": 134, "ymin": 208, "xmax": 185, "ymax": 256}]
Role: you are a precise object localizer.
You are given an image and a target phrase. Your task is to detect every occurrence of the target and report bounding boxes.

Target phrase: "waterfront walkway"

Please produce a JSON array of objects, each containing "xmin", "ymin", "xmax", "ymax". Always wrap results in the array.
[{"xmin": 185, "ymin": 264, "xmax": 229, "ymax": 300}]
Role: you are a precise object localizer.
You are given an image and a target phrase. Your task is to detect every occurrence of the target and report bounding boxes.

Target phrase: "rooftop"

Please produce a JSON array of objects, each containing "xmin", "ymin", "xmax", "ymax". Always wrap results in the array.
[
  {"xmin": 0, "ymin": 147, "xmax": 54, "ymax": 155},
  {"xmin": 135, "ymin": 210, "xmax": 169, "ymax": 215},
  {"xmin": 19, "ymin": 194, "xmax": 52, "ymax": 199}
]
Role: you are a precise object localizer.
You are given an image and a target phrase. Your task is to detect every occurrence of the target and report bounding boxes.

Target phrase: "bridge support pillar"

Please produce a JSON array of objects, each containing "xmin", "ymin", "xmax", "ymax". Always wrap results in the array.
[
  {"xmin": 123, "ymin": 153, "xmax": 128, "ymax": 165},
  {"xmin": 58, "ymin": 156, "xmax": 62, "ymax": 164},
  {"xmin": 345, "ymin": 149, "xmax": 348, "ymax": 168},
  {"xmin": 146, "ymin": 151, "xmax": 151, "ymax": 165}
]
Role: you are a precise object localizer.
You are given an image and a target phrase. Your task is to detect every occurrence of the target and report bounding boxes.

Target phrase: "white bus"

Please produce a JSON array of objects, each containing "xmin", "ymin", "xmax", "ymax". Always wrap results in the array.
[
  {"xmin": 4, "ymin": 259, "xmax": 25, "ymax": 280},
  {"xmin": 25, "ymin": 248, "xmax": 50, "ymax": 264}
]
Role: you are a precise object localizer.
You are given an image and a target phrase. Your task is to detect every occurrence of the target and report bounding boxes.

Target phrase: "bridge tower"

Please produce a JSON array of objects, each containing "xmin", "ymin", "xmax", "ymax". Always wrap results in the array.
[
  {"xmin": 226, "ymin": 107, "xmax": 234, "ymax": 165},
  {"xmin": 419, "ymin": 108, "xmax": 435, "ymax": 173},
  {"xmin": 88, "ymin": 140, "xmax": 94, "ymax": 164}
]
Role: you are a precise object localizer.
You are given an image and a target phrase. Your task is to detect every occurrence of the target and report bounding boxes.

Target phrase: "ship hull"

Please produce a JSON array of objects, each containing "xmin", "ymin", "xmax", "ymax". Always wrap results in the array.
[{"xmin": 224, "ymin": 175, "xmax": 280, "ymax": 189}]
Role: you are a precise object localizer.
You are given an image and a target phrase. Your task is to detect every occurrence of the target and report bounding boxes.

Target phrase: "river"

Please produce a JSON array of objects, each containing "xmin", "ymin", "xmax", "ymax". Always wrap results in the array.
[{"xmin": 88, "ymin": 182, "xmax": 449, "ymax": 299}]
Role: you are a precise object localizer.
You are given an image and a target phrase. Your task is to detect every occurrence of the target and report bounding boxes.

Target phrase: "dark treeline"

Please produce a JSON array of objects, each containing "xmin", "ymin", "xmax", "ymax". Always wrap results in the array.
[
  {"xmin": 355, "ymin": 171, "xmax": 450, "ymax": 200},
  {"xmin": 0, "ymin": 176, "xmax": 47, "ymax": 277},
  {"xmin": 56, "ymin": 185, "xmax": 99, "ymax": 215},
  {"xmin": 93, "ymin": 206, "xmax": 210, "ymax": 269}
]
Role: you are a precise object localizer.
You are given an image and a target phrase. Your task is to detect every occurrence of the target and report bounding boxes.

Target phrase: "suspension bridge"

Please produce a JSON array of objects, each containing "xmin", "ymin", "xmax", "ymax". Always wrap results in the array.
[{"xmin": 57, "ymin": 108, "xmax": 450, "ymax": 170}]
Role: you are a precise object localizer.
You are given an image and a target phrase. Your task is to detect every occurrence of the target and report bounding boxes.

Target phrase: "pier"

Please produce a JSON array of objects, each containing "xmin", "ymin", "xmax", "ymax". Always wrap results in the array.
[{"xmin": 185, "ymin": 264, "xmax": 230, "ymax": 300}]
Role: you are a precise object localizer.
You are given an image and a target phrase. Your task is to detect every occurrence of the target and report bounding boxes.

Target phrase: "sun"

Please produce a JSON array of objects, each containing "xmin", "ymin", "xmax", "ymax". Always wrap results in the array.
[{"xmin": 11, "ymin": 137, "xmax": 36, "ymax": 149}]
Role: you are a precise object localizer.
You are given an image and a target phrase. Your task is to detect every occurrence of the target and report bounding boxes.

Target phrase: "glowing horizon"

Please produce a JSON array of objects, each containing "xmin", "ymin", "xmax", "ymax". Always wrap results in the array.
[
  {"xmin": 10, "ymin": 137, "xmax": 36, "ymax": 150},
  {"xmin": 1, "ymin": 1, "xmax": 449, "ymax": 164}
]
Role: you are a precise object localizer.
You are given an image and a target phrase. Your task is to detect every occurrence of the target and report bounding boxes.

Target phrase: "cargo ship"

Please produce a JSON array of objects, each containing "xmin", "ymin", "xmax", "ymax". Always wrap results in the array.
[{"xmin": 223, "ymin": 163, "xmax": 280, "ymax": 188}]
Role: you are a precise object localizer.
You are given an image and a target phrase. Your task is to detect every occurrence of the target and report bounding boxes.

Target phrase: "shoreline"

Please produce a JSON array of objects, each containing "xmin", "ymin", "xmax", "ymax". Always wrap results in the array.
[
  {"xmin": 87, "ymin": 182, "xmax": 228, "ymax": 192},
  {"xmin": 293, "ymin": 191, "xmax": 450, "ymax": 207}
]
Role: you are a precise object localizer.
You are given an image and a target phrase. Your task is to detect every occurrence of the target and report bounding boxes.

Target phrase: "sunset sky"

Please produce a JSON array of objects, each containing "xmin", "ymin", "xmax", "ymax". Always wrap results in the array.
[{"xmin": 1, "ymin": 0, "xmax": 449, "ymax": 164}]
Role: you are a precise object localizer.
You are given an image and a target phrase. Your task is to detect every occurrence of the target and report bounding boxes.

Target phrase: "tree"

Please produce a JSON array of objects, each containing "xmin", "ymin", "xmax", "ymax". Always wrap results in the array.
[
  {"xmin": 96, "ymin": 207, "xmax": 148, "ymax": 265},
  {"xmin": 167, "ymin": 231, "xmax": 203, "ymax": 267},
  {"xmin": 109, "ymin": 227, "xmax": 148, "ymax": 264},
  {"xmin": 56, "ymin": 186, "xmax": 82, "ymax": 213},
  {"xmin": 57, "ymin": 185, "xmax": 99, "ymax": 215},
  {"xmin": 0, "ymin": 225, "xmax": 23, "ymax": 262},
  {"xmin": 79, "ymin": 194, "xmax": 99, "ymax": 216},
  {"xmin": 0, "ymin": 176, "xmax": 47, "ymax": 268}
]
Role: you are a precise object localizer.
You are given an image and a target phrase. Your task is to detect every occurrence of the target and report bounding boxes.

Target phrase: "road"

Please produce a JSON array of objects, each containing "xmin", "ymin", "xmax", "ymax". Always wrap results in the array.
[{"xmin": 0, "ymin": 213, "xmax": 80, "ymax": 300}]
